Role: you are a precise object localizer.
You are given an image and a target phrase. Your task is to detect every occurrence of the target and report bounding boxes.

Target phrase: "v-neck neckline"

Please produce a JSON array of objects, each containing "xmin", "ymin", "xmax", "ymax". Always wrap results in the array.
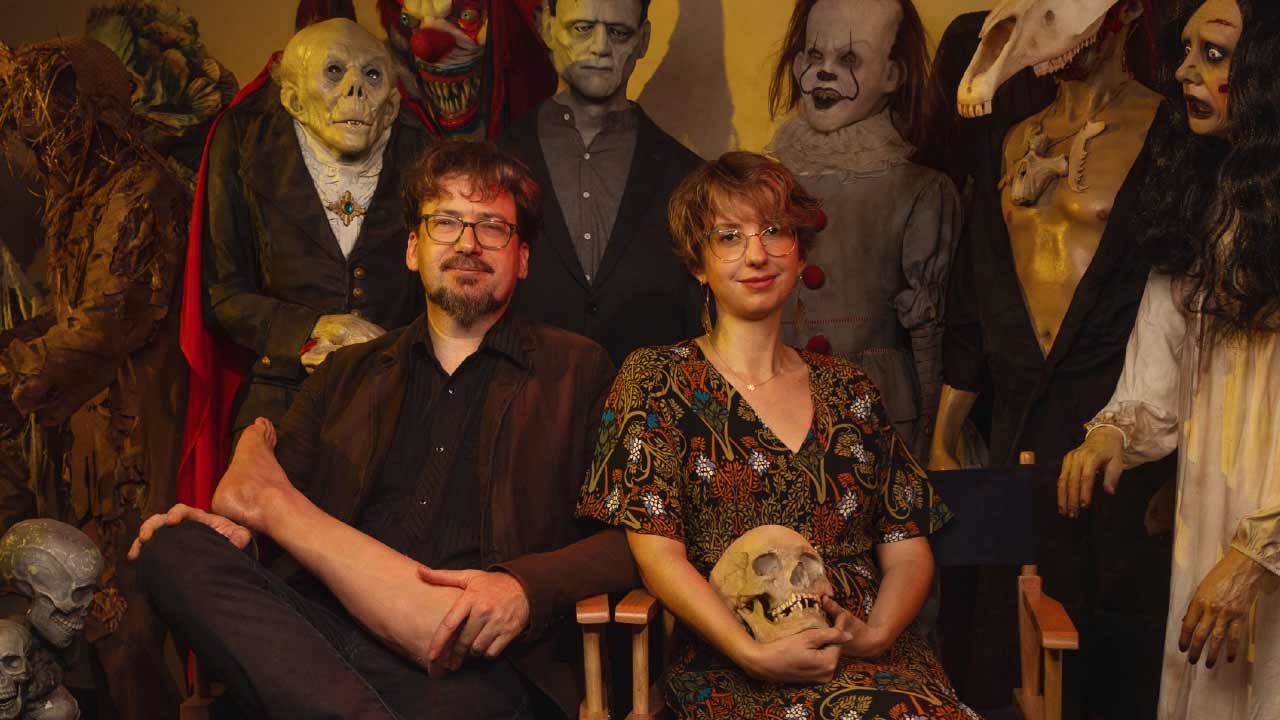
[{"xmin": 688, "ymin": 340, "xmax": 817, "ymax": 455}]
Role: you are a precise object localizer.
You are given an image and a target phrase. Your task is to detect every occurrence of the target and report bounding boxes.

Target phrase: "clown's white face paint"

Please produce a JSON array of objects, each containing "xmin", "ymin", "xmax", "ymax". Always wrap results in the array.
[
  {"xmin": 793, "ymin": 0, "xmax": 902, "ymax": 134},
  {"xmin": 1176, "ymin": 0, "xmax": 1241, "ymax": 138}
]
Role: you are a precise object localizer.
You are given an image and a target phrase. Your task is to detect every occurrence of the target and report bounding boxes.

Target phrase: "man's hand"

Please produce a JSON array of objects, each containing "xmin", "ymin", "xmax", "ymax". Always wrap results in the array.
[
  {"xmin": 417, "ymin": 567, "xmax": 530, "ymax": 674},
  {"xmin": 126, "ymin": 503, "xmax": 252, "ymax": 560},
  {"xmin": 303, "ymin": 314, "xmax": 385, "ymax": 371},
  {"xmin": 823, "ymin": 596, "xmax": 891, "ymax": 659},
  {"xmin": 1058, "ymin": 426, "xmax": 1125, "ymax": 518},
  {"xmin": 1179, "ymin": 548, "xmax": 1268, "ymax": 668},
  {"xmin": 738, "ymin": 626, "xmax": 849, "ymax": 684}
]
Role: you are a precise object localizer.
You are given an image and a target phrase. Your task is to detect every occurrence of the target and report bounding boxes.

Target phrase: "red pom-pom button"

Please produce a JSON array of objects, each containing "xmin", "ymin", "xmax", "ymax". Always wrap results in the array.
[
  {"xmin": 801, "ymin": 265, "xmax": 826, "ymax": 290},
  {"xmin": 805, "ymin": 334, "xmax": 832, "ymax": 355}
]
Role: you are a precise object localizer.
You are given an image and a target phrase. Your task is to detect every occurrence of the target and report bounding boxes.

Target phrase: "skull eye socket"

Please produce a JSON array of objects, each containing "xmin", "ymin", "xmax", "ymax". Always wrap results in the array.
[
  {"xmin": 970, "ymin": 16, "xmax": 1017, "ymax": 81},
  {"xmin": 71, "ymin": 587, "xmax": 93, "ymax": 606},
  {"xmin": 1, "ymin": 656, "xmax": 21, "ymax": 672},
  {"xmin": 752, "ymin": 552, "xmax": 781, "ymax": 577}
]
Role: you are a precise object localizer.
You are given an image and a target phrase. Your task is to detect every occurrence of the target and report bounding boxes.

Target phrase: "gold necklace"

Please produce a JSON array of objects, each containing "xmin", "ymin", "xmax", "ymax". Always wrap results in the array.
[{"xmin": 703, "ymin": 338, "xmax": 782, "ymax": 392}]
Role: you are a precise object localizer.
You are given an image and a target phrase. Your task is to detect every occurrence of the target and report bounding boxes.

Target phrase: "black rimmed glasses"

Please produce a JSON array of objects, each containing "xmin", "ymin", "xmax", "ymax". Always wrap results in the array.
[
  {"xmin": 704, "ymin": 225, "xmax": 797, "ymax": 262},
  {"xmin": 420, "ymin": 214, "xmax": 517, "ymax": 250}
]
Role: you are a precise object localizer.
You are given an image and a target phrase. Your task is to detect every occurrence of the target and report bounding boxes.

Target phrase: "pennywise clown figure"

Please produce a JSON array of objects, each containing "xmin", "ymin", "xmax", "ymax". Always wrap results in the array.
[
  {"xmin": 1059, "ymin": 1, "xmax": 1280, "ymax": 717},
  {"xmin": 930, "ymin": 0, "xmax": 1176, "ymax": 716},
  {"xmin": 767, "ymin": 0, "xmax": 961, "ymax": 463}
]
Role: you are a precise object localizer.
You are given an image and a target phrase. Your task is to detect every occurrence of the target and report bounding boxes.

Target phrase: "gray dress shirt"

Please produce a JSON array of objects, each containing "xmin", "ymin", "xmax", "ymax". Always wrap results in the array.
[{"xmin": 536, "ymin": 99, "xmax": 638, "ymax": 283}]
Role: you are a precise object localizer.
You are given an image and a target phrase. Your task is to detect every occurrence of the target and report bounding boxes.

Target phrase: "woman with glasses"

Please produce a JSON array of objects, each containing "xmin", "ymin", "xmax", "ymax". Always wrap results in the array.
[{"xmin": 577, "ymin": 152, "xmax": 972, "ymax": 719}]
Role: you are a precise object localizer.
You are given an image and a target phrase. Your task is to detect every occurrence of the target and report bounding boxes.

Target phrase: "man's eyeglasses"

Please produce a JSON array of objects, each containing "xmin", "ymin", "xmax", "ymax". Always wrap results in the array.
[
  {"xmin": 704, "ymin": 225, "xmax": 797, "ymax": 262},
  {"xmin": 420, "ymin": 214, "xmax": 517, "ymax": 250}
]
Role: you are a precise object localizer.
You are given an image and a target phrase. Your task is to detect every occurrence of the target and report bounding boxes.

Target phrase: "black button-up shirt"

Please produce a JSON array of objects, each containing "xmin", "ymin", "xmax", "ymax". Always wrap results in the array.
[{"xmin": 356, "ymin": 312, "xmax": 527, "ymax": 569}]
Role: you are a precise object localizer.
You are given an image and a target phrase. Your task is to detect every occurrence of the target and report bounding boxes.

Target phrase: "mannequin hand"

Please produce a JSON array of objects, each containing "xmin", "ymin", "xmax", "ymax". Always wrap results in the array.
[
  {"xmin": 1058, "ymin": 426, "xmax": 1125, "ymax": 518},
  {"xmin": 303, "ymin": 314, "xmax": 385, "ymax": 370},
  {"xmin": 738, "ymin": 626, "xmax": 849, "ymax": 684},
  {"xmin": 1180, "ymin": 548, "xmax": 1268, "ymax": 668},
  {"xmin": 823, "ymin": 596, "xmax": 891, "ymax": 658}
]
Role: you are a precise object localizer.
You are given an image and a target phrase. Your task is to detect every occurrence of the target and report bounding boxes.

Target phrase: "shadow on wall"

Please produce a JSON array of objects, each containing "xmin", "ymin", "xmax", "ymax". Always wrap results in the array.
[{"xmin": 637, "ymin": 1, "xmax": 734, "ymax": 160}]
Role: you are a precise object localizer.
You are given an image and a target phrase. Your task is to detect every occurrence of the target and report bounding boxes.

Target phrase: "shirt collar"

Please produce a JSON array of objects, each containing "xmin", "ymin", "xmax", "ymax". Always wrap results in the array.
[
  {"xmin": 409, "ymin": 310, "xmax": 529, "ymax": 368},
  {"xmin": 542, "ymin": 97, "xmax": 638, "ymax": 133}
]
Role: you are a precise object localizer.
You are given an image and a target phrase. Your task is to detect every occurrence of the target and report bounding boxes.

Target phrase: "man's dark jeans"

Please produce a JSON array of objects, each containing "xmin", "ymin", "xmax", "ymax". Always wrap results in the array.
[{"xmin": 137, "ymin": 522, "xmax": 535, "ymax": 720}]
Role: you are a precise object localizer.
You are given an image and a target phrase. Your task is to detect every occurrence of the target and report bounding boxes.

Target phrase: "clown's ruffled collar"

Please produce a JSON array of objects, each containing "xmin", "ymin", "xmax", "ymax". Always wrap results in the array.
[{"xmin": 767, "ymin": 108, "xmax": 914, "ymax": 176}]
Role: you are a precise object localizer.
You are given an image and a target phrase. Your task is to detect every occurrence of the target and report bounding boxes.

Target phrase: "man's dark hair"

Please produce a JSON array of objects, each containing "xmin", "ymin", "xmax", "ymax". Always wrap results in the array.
[
  {"xmin": 546, "ymin": 0, "xmax": 651, "ymax": 25},
  {"xmin": 401, "ymin": 140, "xmax": 543, "ymax": 244}
]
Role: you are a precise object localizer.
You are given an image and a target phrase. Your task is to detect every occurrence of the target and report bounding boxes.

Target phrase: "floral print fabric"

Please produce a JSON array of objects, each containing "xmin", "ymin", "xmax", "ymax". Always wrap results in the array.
[{"xmin": 578, "ymin": 341, "xmax": 975, "ymax": 719}]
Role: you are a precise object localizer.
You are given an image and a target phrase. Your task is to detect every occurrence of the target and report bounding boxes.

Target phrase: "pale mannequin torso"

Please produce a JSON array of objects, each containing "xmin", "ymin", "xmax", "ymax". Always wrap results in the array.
[{"xmin": 1000, "ymin": 86, "xmax": 1162, "ymax": 356}]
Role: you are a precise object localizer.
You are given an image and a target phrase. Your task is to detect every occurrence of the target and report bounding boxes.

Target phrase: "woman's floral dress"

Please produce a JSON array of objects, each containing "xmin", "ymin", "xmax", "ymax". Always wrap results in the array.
[{"xmin": 577, "ymin": 341, "xmax": 977, "ymax": 720}]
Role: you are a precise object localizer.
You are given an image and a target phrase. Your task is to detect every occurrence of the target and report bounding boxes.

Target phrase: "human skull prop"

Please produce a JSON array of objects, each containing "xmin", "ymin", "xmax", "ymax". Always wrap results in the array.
[
  {"xmin": 957, "ymin": 0, "xmax": 1121, "ymax": 117},
  {"xmin": 277, "ymin": 19, "xmax": 399, "ymax": 159},
  {"xmin": 0, "ymin": 620, "xmax": 31, "ymax": 720},
  {"xmin": 709, "ymin": 525, "xmax": 834, "ymax": 643},
  {"xmin": 22, "ymin": 685, "xmax": 78, "ymax": 720},
  {"xmin": 0, "ymin": 520, "xmax": 103, "ymax": 650}
]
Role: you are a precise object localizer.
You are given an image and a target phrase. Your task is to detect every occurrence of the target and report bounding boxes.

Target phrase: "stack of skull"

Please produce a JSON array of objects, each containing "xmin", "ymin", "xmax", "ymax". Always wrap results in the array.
[{"xmin": 0, "ymin": 520, "xmax": 103, "ymax": 719}]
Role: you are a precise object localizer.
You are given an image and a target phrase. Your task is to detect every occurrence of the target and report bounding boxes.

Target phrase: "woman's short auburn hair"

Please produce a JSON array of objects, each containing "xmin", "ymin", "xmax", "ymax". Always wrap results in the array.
[{"xmin": 667, "ymin": 151, "xmax": 826, "ymax": 275}]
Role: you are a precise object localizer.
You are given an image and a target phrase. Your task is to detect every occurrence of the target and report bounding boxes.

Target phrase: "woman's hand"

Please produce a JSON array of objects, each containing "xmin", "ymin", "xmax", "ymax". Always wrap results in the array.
[
  {"xmin": 1058, "ymin": 426, "xmax": 1126, "ymax": 518},
  {"xmin": 737, "ymin": 626, "xmax": 850, "ymax": 684},
  {"xmin": 823, "ymin": 596, "xmax": 892, "ymax": 659}
]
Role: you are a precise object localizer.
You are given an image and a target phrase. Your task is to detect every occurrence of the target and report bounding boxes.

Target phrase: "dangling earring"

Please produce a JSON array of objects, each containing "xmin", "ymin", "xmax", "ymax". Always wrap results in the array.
[{"xmin": 701, "ymin": 283, "xmax": 714, "ymax": 335}]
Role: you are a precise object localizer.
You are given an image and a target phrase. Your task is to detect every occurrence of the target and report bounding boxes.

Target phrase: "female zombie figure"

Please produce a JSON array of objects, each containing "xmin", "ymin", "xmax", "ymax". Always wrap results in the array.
[
  {"xmin": 1059, "ymin": 1, "xmax": 1280, "ymax": 717},
  {"xmin": 767, "ymin": 0, "xmax": 960, "ymax": 462}
]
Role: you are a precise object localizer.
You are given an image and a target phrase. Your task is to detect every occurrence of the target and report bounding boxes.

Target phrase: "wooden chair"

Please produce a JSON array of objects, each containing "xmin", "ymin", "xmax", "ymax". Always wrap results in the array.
[{"xmin": 576, "ymin": 452, "xmax": 1078, "ymax": 720}]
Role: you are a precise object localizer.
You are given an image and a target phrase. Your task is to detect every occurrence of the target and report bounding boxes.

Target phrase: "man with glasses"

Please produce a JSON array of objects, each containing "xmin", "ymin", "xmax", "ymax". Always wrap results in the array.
[
  {"xmin": 499, "ymin": 0, "xmax": 702, "ymax": 364},
  {"xmin": 131, "ymin": 141, "xmax": 639, "ymax": 720}
]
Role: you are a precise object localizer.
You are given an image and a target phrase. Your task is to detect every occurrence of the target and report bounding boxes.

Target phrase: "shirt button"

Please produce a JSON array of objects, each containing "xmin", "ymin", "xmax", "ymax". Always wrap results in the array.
[
  {"xmin": 587, "ymin": 302, "xmax": 599, "ymax": 315},
  {"xmin": 584, "ymin": 232, "xmax": 592, "ymax": 241},
  {"xmin": 353, "ymin": 266, "xmax": 366, "ymax": 279},
  {"xmin": 436, "ymin": 446, "xmax": 445, "ymax": 453},
  {"xmin": 352, "ymin": 286, "xmax": 365, "ymax": 298},
  {"xmin": 563, "ymin": 113, "xmax": 571, "ymax": 121},
  {"xmin": 350, "ymin": 308, "xmax": 363, "ymax": 318},
  {"xmin": 260, "ymin": 355, "xmax": 272, "ymax": 368},
  {"xmin": 583, "ymin": 152, "xmax": 591, "ymax": 160},
  {"xmin": 447, "ymin": 388, "xmax": 454, "ymax": 395},
  {"xmin": 582, "ymin": 191, "xmax": 591, "ymax": 199}
]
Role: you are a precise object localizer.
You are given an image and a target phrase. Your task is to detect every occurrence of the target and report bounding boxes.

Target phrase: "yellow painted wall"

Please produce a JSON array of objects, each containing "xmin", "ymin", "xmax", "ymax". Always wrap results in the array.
[{"xmin": 3, "ymin": 0, "xmax": 996, "ymax": 158}]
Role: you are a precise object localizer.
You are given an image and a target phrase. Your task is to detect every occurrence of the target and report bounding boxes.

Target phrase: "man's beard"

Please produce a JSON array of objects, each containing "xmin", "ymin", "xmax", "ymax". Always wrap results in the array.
[{"xmin": 426, "ymin": 265, "xmax": 506, "ymax": 328}]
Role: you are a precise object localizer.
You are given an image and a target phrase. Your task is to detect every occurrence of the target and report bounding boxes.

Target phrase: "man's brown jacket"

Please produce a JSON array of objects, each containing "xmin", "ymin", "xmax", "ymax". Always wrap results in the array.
[{"xmin": 270, "ymin": 311, "xmax": 639, "ymax": 717}]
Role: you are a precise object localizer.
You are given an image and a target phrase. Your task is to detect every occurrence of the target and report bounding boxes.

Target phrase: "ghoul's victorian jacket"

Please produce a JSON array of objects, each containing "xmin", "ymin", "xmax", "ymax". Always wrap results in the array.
[
  {"xmin": 202, "ymin": 82, "xmax": 427, "ymax": 433},
  {"xmin": 499, "ymin": 102, "xmax": 703, "ymax": 365},
  {"xmin": 267, "ymin": 312, "xmax": 639, "ymax": 717}
]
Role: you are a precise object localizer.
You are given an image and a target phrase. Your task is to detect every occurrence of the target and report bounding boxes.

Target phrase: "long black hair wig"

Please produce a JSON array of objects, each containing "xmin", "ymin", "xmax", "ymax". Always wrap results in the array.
[{"xmin": 1141, "ymin": 0, "xmax": 1280, "ymax": 336}]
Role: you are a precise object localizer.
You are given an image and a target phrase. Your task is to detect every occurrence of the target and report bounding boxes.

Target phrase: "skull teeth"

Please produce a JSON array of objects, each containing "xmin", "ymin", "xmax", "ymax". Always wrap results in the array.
[
  {"xmin": 52, "ymin": 612, "xmax": 83, "ymax": 633},
  {"xmin": 958, "ymin": 100, "xmax": 993, "ymax": 119},
  {"xmin": 1032, "ymin": 29, "xmax": 1101, "ymax": 77},
  {"xmin": 765, "ymin": 593, "xmax": 821, "ymax": 622}
]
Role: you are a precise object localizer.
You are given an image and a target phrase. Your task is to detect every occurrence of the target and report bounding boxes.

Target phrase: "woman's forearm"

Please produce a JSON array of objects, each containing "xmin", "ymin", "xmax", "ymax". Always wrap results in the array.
[
  {"xmin": 626, "ymin": 531, "xmax": 759, "ymax": 668},
  {"xmin": 865, "ymin": 537, "xmax": 934, "ymax": 651}
]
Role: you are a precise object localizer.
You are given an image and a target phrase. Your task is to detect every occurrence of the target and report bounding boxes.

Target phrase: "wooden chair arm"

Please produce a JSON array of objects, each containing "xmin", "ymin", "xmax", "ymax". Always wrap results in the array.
[
  {"xmin": 1026, "ymin": 592, "xmax": 1079, "ymax": 651},
  {"xmin": 615, "ymin": 588, "xmax": 660, "ymax": 625},
  {"xmin": 576, "ymin": 593, "xmax": 611, "ymax": 625}
]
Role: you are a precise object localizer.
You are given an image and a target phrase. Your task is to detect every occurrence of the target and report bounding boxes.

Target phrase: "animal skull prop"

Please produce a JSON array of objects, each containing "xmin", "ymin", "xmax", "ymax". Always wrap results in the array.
[
  {"xmin": 0, "ymin": 620, "xmax": 31, "ymax": 720},
  {"xmin": 277, "ymin": 19, "xmax": 399, "ymax": 159},
  {"xmin": 957, "ymin": 0, "xmax": 1122, "ymax": 117},
  {"xmin": 792, "ymin": 0, "xmax": 903, "ymax": 133},
  {"xmin": 0, "ymin": 520, "xmax": 103, "ymax": 650},
  {"xmin": 709, "ymin": 525, "xmax": 834, "ymax": 643}
]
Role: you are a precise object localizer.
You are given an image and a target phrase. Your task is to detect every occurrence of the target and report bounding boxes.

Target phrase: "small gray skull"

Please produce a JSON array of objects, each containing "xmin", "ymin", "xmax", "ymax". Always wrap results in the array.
[
  {"xmin": 0, "ymin": 520, "xmax": 103, "ymax": 649},
  {"xmin": 23, "ymin": 685, "xmax": 78, "ymax": 720},
  {"xmin": 0, "ymin": 619, "xmax": 31, "ymax": 720},
  {"xmin": 709, "ymin": 525, "xmax": 834, "ymax": 643}
]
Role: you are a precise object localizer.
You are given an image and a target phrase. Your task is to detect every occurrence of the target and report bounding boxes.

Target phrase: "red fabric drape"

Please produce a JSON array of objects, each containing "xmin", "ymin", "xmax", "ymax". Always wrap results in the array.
[{"xmin": 175, "ymin": 55, "xmax": 278, "ymax": 510}]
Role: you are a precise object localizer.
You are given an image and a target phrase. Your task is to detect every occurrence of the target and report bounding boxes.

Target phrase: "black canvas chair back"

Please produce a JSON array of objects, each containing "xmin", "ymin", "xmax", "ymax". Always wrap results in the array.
[{"xmin": 928, "ymin": 465, "xmax": 1040, "ymax": 567}]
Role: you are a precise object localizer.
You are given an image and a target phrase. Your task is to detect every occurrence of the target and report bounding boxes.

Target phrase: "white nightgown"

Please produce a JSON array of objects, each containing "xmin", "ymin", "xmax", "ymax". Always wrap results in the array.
[{"xmin": 1086, "ymin": 272, "xmax": 1280, "ymax": 720}]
